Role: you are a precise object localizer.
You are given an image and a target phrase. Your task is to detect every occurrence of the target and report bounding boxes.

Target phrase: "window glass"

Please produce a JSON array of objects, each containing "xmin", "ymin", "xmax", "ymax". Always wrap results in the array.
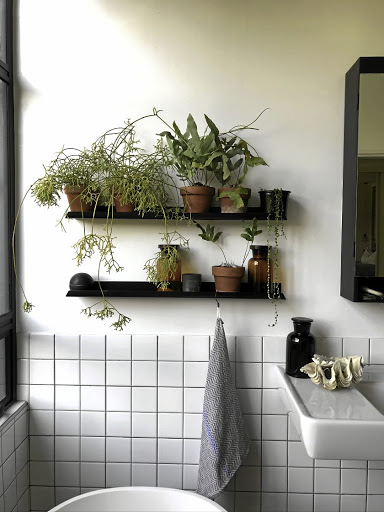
[
  {"xmin": 0, "ymin": 0, "xmax": 5, "ymax": 64},
  {"xmin": 0, "ymin": 79, "xmax": 9, "ymax": 316},
  {"xmin": 0, "ymin": 338, "xmax": 5, "ymax": 401}
]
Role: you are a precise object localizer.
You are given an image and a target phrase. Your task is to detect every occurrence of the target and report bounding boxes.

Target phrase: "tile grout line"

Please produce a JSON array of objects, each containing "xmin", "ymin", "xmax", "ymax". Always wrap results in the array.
[
  {"xmin": 130, "ymin": 335, "xmax": 133, "ymax": 486},
  {"xmin": 104, "ymin": 334, "xmax": 107, "ymax": 490},
  {"xmin": 260, "ymin": 336, "xmax": 264, "ymax": 512},
  {"xmin": 79, "ymin": 335, "xmax": 83, "ymax": 493},
  {"xmin": 156, "ymin": 335, "xmax": 159, "ymax": 488},
  {"xmin": 181, "ymin": 335, "xmax": 185, "ymax": 491},
  {"xmin": 53, "ymin": 333, "xmax": 56, "ymax": 505}
]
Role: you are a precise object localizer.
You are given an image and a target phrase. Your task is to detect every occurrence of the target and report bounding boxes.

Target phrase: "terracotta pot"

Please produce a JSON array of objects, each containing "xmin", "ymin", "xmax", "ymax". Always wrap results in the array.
[
  {"xmin": 114, "ymin": 196, "xmax": 135, "ymax": 213},
  {"xmin": 180, "ymin": 186, "xmax": 215, "ymax": 213},
  {"xmin": 64, "ymin": 185, "xmax": 93, "ymax": 212},
  {"xmin": 218, "ymin": 187, "xmax": 251, "ymax": 214},
  {"xmin": 212, "ymin": 265, "xmax": 245, "ymax": 292}
]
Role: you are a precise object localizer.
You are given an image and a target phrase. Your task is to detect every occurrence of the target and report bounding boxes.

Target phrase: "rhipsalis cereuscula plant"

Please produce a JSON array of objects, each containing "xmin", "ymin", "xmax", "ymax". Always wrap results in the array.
[{"xmin": 13, "ymin": 110, "xmax": 183, "ymax": 330}]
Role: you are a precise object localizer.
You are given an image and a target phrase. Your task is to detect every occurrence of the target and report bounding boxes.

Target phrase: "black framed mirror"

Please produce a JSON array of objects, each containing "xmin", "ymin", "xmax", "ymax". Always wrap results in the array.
[{"xmin": 341, "ymin": 57, "xmax": 384, "ymax": 302}]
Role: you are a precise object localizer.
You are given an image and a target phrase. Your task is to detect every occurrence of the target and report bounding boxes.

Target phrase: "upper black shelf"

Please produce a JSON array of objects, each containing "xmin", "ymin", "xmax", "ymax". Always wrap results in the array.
[
  {"xmin": 66, "ymin": 206, "xmax": 286, "ymax": 221},
  {"xmin": 67, "ymin": 281, "xmax": 285, "ymax": 300}
]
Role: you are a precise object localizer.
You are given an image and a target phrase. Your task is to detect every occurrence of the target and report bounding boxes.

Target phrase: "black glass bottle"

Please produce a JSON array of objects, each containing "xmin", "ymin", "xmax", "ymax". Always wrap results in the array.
[{"xmin": 286, "ymin": 317, "xmax": 316, "ymax": 378}]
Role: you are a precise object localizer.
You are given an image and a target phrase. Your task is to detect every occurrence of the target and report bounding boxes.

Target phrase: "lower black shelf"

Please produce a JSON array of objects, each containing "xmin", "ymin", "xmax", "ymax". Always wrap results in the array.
[{"xmin": 66, "ymin": 281, "xmax": 285, "ymax": 299}]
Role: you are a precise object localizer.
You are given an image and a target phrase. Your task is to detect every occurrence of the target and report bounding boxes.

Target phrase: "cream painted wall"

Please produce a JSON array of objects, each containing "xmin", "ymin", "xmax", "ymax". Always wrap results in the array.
[
  {"xmin": 15, "ymin": 0, "xmax": 384, "ymax": 337},
  {"xmin": 358, "ymin": 73, "xmax": 384, "ymax": 155}
]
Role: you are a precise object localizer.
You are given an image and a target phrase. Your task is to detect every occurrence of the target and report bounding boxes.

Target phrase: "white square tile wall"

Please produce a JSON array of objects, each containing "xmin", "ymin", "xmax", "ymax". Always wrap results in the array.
[
  {"xmin": 16, "ymin": 333, "xmax": 384, "ymax": 512},
  {"xmin": 0, "ymin": 406, "xmax": 29, "ymax": 512}
]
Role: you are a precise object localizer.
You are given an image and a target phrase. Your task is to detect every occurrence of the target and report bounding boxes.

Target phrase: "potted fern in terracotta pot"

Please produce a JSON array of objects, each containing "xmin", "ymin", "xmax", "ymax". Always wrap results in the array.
[{"xmin": 194, "ymin": 218, "xmax": 262, "ymax": 292}]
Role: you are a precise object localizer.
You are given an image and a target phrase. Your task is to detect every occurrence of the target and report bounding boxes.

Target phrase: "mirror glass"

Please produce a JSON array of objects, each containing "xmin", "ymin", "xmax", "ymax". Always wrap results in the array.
[{"xmin": 356, "ymin": 73, "xmax": 384, "ymax": 277}]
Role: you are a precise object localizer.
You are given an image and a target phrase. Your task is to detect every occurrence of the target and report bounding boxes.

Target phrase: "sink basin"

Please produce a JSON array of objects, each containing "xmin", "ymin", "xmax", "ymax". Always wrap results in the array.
[{"xmin": 276, "ymin": 364, "xmax": 384, "ymax": 460}]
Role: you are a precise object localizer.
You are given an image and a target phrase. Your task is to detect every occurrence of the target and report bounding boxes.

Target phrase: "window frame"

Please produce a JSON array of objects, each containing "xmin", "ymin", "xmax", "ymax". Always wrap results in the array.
[{"xmin": 0, "ymin": 0, "xmax": 16, "ymax": 413}]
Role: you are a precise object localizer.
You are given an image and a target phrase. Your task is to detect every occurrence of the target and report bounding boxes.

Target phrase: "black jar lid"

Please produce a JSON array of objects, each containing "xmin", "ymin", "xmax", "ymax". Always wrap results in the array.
[
  {"xmin": 292, "ymin": 317, "xmax": 313, "ymax": 324},
  {"xmin": 250, "ymin": 245, "xmax": 268, "ymax": 255}
]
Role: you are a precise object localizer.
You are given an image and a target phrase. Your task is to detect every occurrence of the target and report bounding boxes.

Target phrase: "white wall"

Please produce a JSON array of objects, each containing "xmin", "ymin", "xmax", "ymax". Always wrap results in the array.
[
  {"xmin": 359, "ymin": 74, "xmax": 384, "ymax": 155},
  {"xmin": 15, "ymin": 0, "xmax": 384, "ymax": 337}
]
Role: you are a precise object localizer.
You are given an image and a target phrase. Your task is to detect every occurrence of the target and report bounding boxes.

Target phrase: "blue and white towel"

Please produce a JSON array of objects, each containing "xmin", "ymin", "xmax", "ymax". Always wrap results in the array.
[{"xmin": 196, "ymin": 317, "xmax": 250, "ymax": 499}]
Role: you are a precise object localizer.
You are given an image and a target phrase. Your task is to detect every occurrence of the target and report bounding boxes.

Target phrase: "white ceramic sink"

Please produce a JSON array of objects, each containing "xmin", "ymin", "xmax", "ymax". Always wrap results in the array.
[{"xmin": 276, "ymin": 365, "xmax": 384, "ymax": 460}]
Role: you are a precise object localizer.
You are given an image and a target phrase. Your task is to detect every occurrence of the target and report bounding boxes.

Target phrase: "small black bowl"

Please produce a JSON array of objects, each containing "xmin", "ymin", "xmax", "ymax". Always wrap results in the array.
[{"xmin": 69, "ymin": 273, "xmax": 94, "ymax": 290}]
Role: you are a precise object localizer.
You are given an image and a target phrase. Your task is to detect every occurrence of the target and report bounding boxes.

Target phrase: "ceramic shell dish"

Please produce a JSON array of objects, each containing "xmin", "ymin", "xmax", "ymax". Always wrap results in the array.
[{"xmin": 300, "ymin": 354, "xmax": 365, "ymax": 390}]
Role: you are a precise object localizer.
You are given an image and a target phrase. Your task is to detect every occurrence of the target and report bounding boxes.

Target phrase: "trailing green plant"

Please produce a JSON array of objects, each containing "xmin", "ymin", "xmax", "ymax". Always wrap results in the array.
[
  {"xmin": 264, "ymin": 188, "xmax": 287, "ymax": 327},
  {"xmin": 194, "ymin": 218, "xmax": 262, "ymax": 267},
  {"xmin": 13, "ymin": 111, "xmax": 184, "ymax": 329}
]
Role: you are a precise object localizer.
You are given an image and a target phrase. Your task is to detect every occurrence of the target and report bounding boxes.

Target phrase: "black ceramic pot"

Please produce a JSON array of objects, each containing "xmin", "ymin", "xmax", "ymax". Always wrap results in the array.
[
  {"xmin": 69, "ymin": 273, "xmax": 94, "ymax": 290},
  {"xmin": 259, "ymin": 190, "xmax": 291, "ymax": 218}
]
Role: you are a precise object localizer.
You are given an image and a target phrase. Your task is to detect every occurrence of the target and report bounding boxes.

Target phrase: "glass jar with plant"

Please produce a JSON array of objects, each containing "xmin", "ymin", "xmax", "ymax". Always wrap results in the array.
[{"xmin": 194, "ymin": 218, "xmax": 263, "ymax": 292}]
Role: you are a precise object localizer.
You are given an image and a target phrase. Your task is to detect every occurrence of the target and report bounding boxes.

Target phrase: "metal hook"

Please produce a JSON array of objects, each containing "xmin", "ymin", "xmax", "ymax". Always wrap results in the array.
[{"xmin": 215, "ymin": 293, "xmax": 221, "ymax": 319}]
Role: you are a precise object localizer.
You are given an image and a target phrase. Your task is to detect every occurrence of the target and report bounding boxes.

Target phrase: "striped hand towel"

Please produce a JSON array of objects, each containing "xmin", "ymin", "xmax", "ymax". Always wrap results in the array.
[{"xmin": 196, "ymin": 317, "xmax": 250, "ymax": 499}]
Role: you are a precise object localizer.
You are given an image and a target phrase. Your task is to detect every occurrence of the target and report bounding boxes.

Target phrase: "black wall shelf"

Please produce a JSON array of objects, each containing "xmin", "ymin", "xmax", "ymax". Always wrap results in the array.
[
  {"xmin": 67, "ymin": 281, "xmax": 286, "ymax": 300},
  {"xmin": 66, "ymin": 206, "xmax": 287, "ymax": 221}
]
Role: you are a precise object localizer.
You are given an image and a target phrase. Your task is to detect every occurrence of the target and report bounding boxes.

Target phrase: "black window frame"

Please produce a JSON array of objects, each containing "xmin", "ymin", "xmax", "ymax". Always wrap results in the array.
[{"xmin": 0, "ymin": 0, "xmax": 16, "ymax": 413}]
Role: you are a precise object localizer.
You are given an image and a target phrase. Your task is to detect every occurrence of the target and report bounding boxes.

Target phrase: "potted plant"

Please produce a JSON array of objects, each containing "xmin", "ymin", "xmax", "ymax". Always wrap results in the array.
[
  {"xmin": 156, "ymin": 111, "xmax": 222, "ymax": 213},
  {"xmin": 31, "ymin": 147, "xmax": 101, "ymax": 212},
  {"xmin": 194, "ymin": 218, "xmax": 262, "ymax": 292},
  {"xmin": 259, "ymin": 188, "xmax": 290, "ymax": 219},
  {"xmin": 206, "ymin": 111, "xmax": 269, "ymax": 213},
  {"xmin": 261, "ymin": 188, "xmax": 290, "ymax": 326}
]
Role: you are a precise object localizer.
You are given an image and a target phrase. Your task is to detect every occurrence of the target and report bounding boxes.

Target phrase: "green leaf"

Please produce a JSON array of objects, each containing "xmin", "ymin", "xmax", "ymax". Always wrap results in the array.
[
  {"xmin": 204, "ymin": 115, "xmax": 220, "ymax": 136},
  {"xmin": 187, "ymin": 114, "xmax": 200, "ymax": 147},
  {"xmin": 204, "ymin": 150, "xmax": 225, "ymax": 167},
  {"xmin": 222, "ymin": 158, "xmax": 231, "ymax": 181},
  {"xmin": 173, "ymin": 121, "xmax": 185, "ymax": 141},
  {"xmin": 247, "ymin": 156, "xmax": 268, "ymax": 167},
  {"xmin": 241, "ymin": 233, "xmax": 253, "ymax": 241},
  {"xmin": 238, "ymin": 162, "xmax": 248, "ymax": 185},
  {"xmin": 200, "ymin": 133, "xmax": 215, "ymax": 155},
  {"xmin": 158, "ymin": 131, "xmax": 173, "ymax": 138},
  {"xmin": 223, "ymin": 189, "xmax": 244, "ymax": 208},
  {"xmin": 193, "ymin": 221, "xmax": 205, "ymax": 233},
  {"xmin": 223, "ymin": 136, "xmax": 237, "ymax": 150},
  {"xmin": 232, "ymin": 158, "xmax": 242, "ymax": 170},
  {"xmin": 213, "ymin": 231, "xmax": 223, "ymax": 242}
]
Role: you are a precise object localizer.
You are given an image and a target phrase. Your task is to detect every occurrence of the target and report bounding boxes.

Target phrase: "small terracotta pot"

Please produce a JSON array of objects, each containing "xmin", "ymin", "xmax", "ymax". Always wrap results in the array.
[
  {"xmin": 64, "ymin": 185, "xmax": 93, "ymax": 212},
  {"xmin": 114, "ymin": 196, "xmax": 135, "ymax": 213},
  {"xmin": 212, "ymin": 265, "xmax": 245, "ymax": 292},
  {"xmin": 218, "ymin": 187, "xmax": 251, "ymax": 214},
  {"xmin": 180, "ymin": 186, "xmax": 215, "ymax": 213}
]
